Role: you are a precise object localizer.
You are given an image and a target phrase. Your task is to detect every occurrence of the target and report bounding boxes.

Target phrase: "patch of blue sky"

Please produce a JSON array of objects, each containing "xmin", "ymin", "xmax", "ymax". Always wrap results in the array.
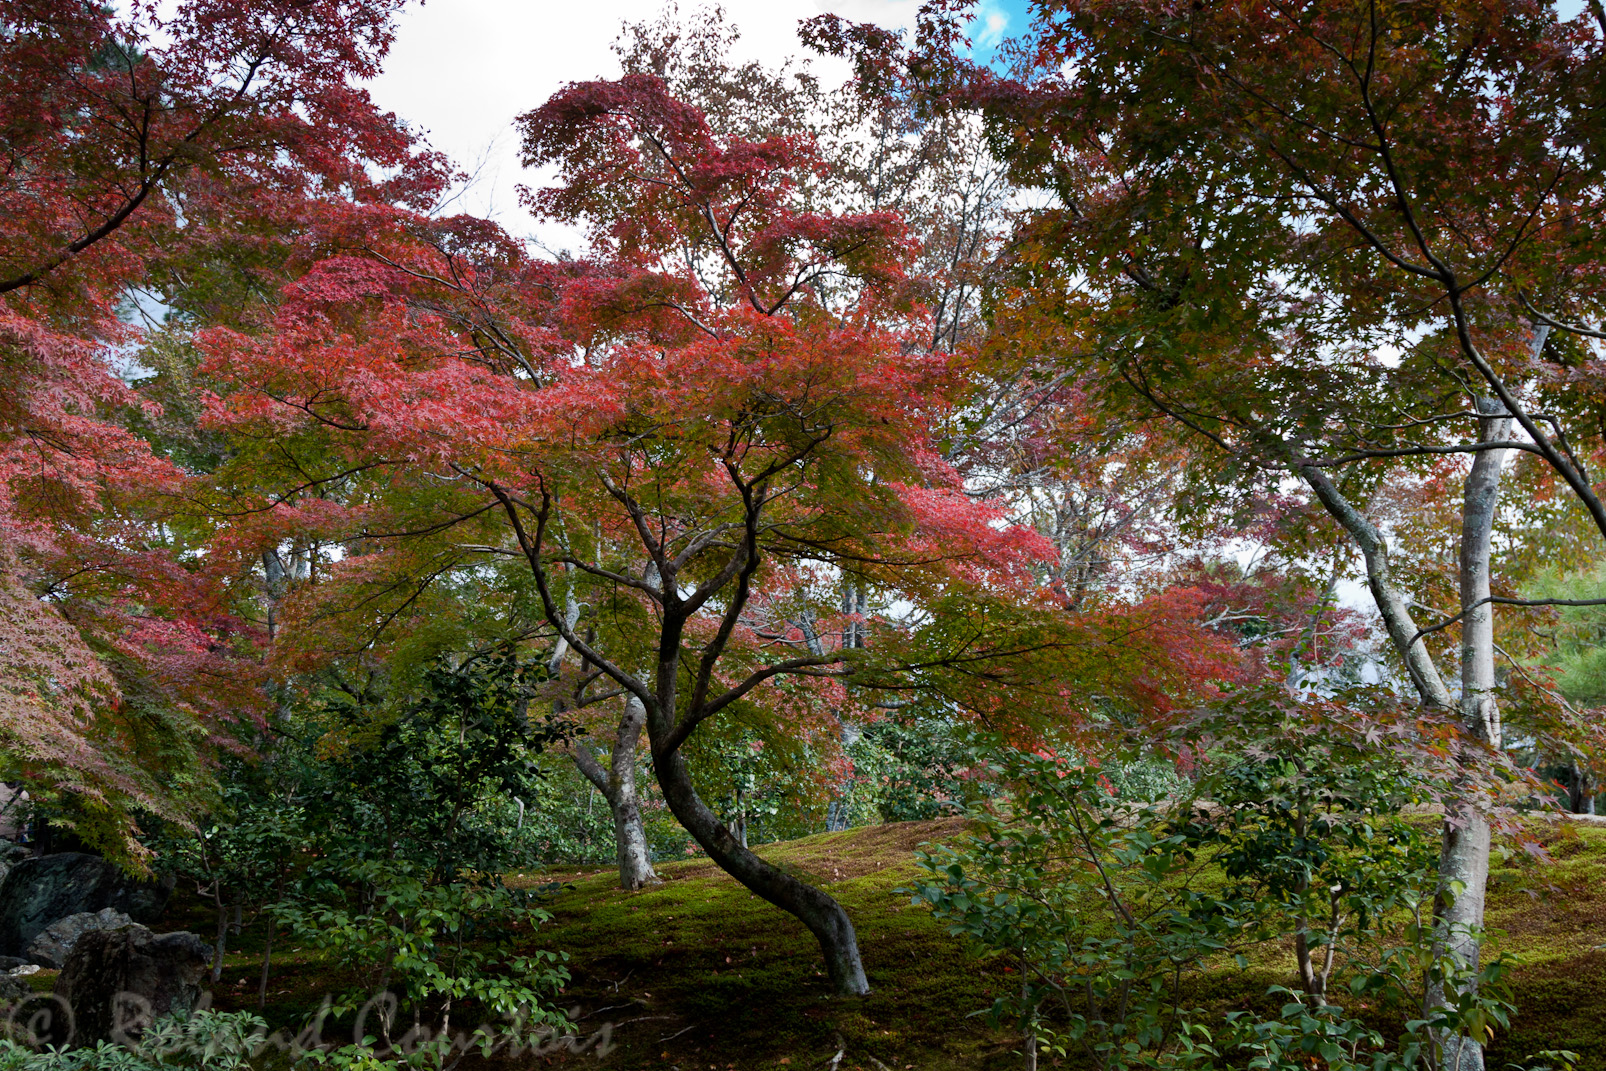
[{"xmin": 966, "ymin": 0, "xmax": 1034, "ymax": 70}]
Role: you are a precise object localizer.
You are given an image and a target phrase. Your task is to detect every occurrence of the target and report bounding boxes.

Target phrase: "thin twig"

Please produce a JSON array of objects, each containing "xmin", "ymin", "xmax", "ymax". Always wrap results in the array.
[{"xmin": 580, "ymin": 1001, "xmax": 642, "ymax": 1019}]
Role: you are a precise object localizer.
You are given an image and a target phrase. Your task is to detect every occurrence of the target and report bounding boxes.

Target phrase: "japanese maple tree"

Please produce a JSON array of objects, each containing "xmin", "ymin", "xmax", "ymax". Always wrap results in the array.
[
  {"xmin": 195, "ymin": 60, "xmax": 1262, "ymax": 992},
  {"xmin": 0, "ymin": 0, "xmax": 440, "ymax": 855}
]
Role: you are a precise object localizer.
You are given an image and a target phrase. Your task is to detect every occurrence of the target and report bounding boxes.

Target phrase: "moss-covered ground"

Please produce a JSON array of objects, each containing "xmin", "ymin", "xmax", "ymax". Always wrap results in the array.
[{"xmin": 152, "ymin": 816, "xmax": 1606, "ymax": 1069}]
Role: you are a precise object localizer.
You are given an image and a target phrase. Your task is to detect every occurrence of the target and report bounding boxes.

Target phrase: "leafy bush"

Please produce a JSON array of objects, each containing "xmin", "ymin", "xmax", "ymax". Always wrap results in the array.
[
  {"xmin": 1175, "ymin": 711, "xmax": 1441, "ymax": 1009},
  {"xmin": 0, "ymin": 1002, "xmax": 608, "ymax": 1071},
  {"xmin": 911, "ymin": 746, "xmax": 1223, "ymax": 1069},
  {"xmin": 303, "ymin": 650, "xmax": 570, "ymax": 881},
  {"xmin": 138, "ymin": 1012, "xmax": 268, "ymax": 1071},
  {"xmin": 144, "ymin": 649, "xmax": 575, "ymax": 1006},
  {"xmin": 0, "ymin": 1041, "xmax": 157, "ymax": 1071},
  {"xmin": 0, "ymin": 1010, "xmax": 269, "ymax": 1071},
  {"xmin": 275, "ymin": 857, "xmax": 569, "ymax": 1047},
  {"xmin": 911, "ymin": 728, "xmax": 1525, "ymax": 1070},
  {"xmin": 850, "ymin": 715, "xmax": 990, "ymax": 824}
]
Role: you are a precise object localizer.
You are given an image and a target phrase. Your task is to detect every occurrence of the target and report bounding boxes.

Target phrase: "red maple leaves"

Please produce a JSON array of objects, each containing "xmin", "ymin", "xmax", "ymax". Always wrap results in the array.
[{"xmin": 0, "ymin": 0, "xmax": 443, "ymax": 855}]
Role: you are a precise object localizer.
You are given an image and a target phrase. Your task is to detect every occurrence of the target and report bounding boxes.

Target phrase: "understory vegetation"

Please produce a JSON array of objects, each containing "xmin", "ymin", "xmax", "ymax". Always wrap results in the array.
[{"xmin": 9, "ymin": 816, "xmax": 1604, "ymax": 1069}]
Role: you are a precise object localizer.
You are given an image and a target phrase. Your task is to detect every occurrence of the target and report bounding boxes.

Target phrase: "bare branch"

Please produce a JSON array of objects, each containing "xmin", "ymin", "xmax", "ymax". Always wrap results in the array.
[{"xmin": 1408, "ymin": 594, "xmax": 1606, "ymax": 648}]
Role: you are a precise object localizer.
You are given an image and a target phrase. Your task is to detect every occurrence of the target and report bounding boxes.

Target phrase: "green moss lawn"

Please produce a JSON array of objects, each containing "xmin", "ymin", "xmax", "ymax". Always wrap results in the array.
[{"xmin": 152, "ymin": 816, "xmax": 1606, "ymax": 1069}]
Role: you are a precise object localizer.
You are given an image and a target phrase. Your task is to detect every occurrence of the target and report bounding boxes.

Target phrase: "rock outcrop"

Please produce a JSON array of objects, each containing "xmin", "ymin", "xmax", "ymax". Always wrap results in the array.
[
  {"xmin": 53, "ymin": 925, "xmax": 211, "ymax": 1046},
  {"xmin": 0, "ymin": 970, "xmax": 28, "ymax": 1005},
  {"xmin": 0, "ymin": 841, "xmax": 27, "ymax": 888},
  {"xmin": 0, "ymin": 854, "xmax": 172, "ymax": 956},
  {"xmin": 26, "ymin": 908, "xmax": 134, "ymax": 968}
]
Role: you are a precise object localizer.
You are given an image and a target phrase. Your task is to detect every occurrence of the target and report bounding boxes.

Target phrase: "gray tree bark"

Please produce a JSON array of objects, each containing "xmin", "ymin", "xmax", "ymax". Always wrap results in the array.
[
  {"xmin": 549, "ymin": 590, "xmax": 660, "ymax": 892},
  {"xmin": 1298, "ymin": 388, "xmax": 1516, "ymax": 1071},
  {"xmin": 1430, "ymin": 396, "xmax": 1513, "ymax": 1071},
  {"xmin": 570, "ymin": 696, "xmax": 660, "ymax": 891}
]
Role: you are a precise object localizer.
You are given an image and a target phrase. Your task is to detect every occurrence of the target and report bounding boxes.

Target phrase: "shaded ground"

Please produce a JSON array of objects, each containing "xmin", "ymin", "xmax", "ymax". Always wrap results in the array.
[
  {"xmin": 512, "ymin": 818, "xmax": 1006, "ymax": 1070},
  {"xmin": 128, "ymin": 817, "xmax": 1606, "ymax": 1069}
]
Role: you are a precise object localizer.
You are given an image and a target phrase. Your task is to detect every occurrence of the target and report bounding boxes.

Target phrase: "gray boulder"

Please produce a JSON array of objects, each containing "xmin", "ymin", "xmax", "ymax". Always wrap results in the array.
[
  {"xmin": 0, "ymin": 970, "xmax": 28, "ymax": 1005},
  {"xmin": 26, "ymin": 908, "xmax": 133, "ymax": 968},
  {"xmin": 53, "ymin": 925, "xmax": 211, "ymax": 1047},
  {"xmin": 0, "ymin": 854, "xmax": 173, "ymax": 956},
  {"xmin": 0, "ymin": 842, "xmax": 27, "ymax": 890}
]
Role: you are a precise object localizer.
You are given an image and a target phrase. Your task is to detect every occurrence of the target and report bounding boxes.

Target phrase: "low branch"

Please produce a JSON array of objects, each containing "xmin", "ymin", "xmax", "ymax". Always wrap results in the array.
[
  {"xmin": 1302, "ymin": 441, "xmax": 1543, "ymax": 467},
  {"xmin": 1408, "ymin": 595, "xmax": 1606, "ymax": 648},
  {"xmin": 1518, "ymin": 292, "xmax": 1606, "ymax": 342}
]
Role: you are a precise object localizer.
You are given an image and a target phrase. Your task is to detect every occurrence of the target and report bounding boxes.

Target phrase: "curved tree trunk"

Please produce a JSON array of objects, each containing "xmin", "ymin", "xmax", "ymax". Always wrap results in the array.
[
  {"xmin": 651, "ymin": 745, "xmax": 870, "ymax": 995},
  {"xmin": 571, "ymin": 696, "xmax": 660, "ymax": 891},
  {"xmin": 499, "ymin": 470, "xmax": 871, "ymax": 996}
]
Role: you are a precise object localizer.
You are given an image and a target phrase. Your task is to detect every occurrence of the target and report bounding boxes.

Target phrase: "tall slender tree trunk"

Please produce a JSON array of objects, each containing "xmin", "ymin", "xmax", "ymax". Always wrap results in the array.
[
  {"xmin": 211, "ymin": 892, "xmax": 229, "ymax": 984},
  {"xmin": 1432, "ymin": 397, "xmax": 1512, "ymax": 1071},
  {"xmin": 1021, "ymin": 956, "xmax": 1039, "ymax": 1071},
  {"xmin": 550, "ymin": 591, "xmax": 658, "ymax": 890},
  {"xmin": 813, "ymin": 586, "xmax": 864, "ymax": 834},
  {"xmin": 257, "ymin": 917, "xmax": 275, "ymax": 1010},
  {"xmin": 571, "ymin": 696, "xmax": 660, "ymax": 891},
  {"xmin": 1298, "ymin": 388, "xmax": 1517, "ymax": 1071}
]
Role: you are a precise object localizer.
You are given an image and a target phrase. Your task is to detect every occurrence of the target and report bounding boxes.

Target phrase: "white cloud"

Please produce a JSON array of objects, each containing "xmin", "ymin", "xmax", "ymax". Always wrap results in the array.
[{"xmin": 969, "ymin": 0, "xmax": 1009, "ymax": 50}]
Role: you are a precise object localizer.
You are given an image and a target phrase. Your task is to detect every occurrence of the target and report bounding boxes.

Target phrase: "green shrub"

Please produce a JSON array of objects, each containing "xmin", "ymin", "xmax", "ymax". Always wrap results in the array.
[
  {"xmin": 0, "ymin": 1010, "xmax": 269, "ymax": 1071},
  {"xmin": 274, "ymin": 857, "xmax": 569, "ymax": 1045},
  {"xmin": 911, "ymin": 746, "xmax": 1223, "ymax": 1069},
  {"xmin": 910, "ymin": 732, "xmax": 1524, "ymax": 1070}
]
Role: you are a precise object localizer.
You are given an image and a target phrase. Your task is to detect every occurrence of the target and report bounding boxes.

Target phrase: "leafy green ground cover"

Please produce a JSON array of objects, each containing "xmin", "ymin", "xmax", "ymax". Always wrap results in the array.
[{"xmin": 95, "ymin": 816, "xmax": 1606, "ymax": 1069}]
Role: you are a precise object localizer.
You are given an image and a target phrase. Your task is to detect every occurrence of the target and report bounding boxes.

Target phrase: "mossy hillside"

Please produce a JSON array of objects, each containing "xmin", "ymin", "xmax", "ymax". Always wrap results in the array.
[
  {"xmin": 519, "ymin": 818, "xmax": 1015, "ymax": 1069},
  {"xmin": 512, "ymin": 818, "xmax": 1606, "ymax": 1069},
  {"xmin": 1483, "ymin": 821, "xmax": 1606, "ymax": 1066},
  {"xmin": 177, "ymin": 817, "xmax": 1606, "ymax": 1069},
  {"xmin": 174, "ymin": 818, "xmax": 1018, "ymax": 1067}
]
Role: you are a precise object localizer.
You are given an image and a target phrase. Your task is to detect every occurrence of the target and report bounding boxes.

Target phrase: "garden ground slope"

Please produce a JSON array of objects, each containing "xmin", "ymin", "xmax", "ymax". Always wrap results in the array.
[{"xmin": 174, "ymin": 816, "xmax": 1606, "ymax": 1069}]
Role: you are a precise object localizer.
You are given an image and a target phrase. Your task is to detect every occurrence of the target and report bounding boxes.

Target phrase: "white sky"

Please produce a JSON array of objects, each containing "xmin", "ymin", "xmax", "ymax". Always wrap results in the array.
[{"xmin": 366, "ymin": 0, "xmax": 939, "ymax": 249}]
